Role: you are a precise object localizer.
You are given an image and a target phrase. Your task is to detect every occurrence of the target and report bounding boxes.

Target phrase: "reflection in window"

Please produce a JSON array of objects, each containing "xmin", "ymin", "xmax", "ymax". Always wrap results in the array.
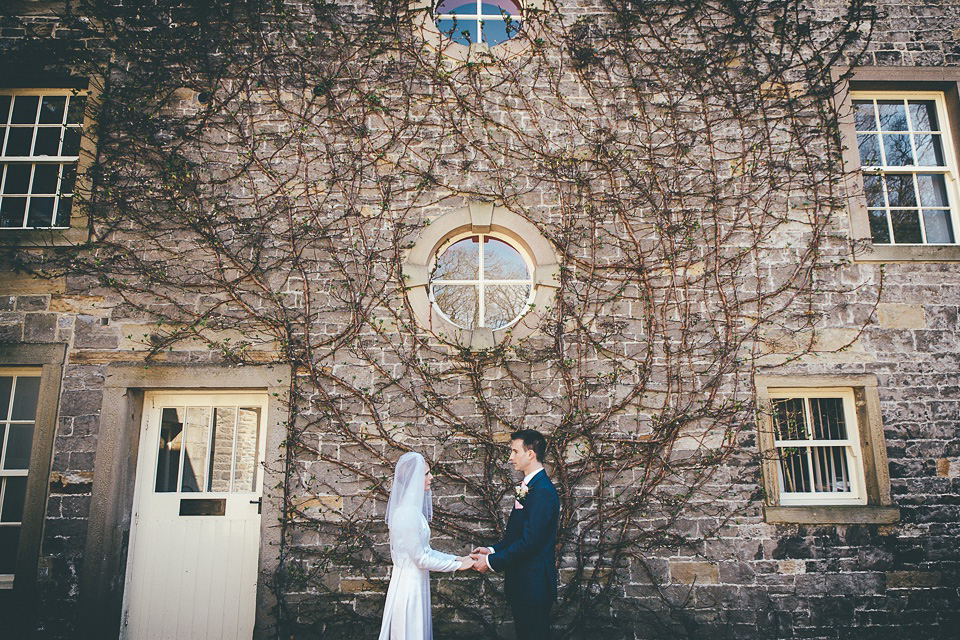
[
  {"xmin": 853, "ymin": 94, "xmax": 957, "ymax": 245},
  {"xmin": 0, "ymin": 374, "xmax": 40, "ymax": 576},
  {"xmin": 430, "ymin": 234, "xmax": 533, "ymax": 330},
  {"xmin": 155, "ymin": 404, "xmax": 262, "ymax": 494},
  {"xmin": 434, "ymin": 0, "xmax": 523, "ymax": 47}
]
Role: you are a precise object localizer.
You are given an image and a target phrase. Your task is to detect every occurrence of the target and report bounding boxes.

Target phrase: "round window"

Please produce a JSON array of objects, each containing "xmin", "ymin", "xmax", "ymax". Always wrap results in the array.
[
  {"xmin": 434, "ymin": 0, "xmax": 523, "ymax": 47},
  {"xmin": 429, "ymin": 233, "xmax": 533, "ymax": 330}
]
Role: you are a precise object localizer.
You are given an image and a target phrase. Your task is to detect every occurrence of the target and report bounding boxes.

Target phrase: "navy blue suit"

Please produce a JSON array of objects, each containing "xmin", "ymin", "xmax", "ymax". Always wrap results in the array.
[{"xmin": 488, "ymin": 469, "xmax": 559, "ymax": 640}]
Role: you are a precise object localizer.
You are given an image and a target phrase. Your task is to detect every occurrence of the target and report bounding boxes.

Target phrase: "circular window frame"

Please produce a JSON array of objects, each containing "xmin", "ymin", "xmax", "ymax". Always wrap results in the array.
[
  {"xmin": 429, "ymin": 231, "xmax": 536, "ymax": 331},
  {"xmin": 410, "ymin": 0, "xmax": 546, "ymax": 63},
  {"xmin": 403, "ymin": 202, "xmax": 559, "ymax": 350}
]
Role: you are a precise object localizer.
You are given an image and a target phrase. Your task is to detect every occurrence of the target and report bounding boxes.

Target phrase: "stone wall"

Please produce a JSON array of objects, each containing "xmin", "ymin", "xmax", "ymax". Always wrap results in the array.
[{"xmin": 0, "ymin": 1, "xmax": 958, "ymax": 638}]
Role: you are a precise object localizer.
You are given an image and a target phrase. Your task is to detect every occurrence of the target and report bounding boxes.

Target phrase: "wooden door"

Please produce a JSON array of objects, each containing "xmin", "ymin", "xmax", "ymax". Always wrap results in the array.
[{"xmin": 121, "ymin": 392, "xmax": 268, "ymax": 640}]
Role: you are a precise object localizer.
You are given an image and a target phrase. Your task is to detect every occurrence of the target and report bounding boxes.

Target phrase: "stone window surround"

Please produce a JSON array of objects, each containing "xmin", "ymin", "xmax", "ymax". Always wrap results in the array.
[
  {"xmin": 0, "ymin": 343, "xmax": 65, "ymax": 601},
  {"xmin": 78, "ymin": 364, "xmax": 291, "ymax": 638},
  {"xmin": 834, "ymin": 66, "xmax": 960, "ymax": 262},
  {"xmin": 0, "ymin": 75, "xmax": 102, "ymax": 247},
  {"xmin": 402, "ymin": 202, "xmax": 559, "ymax": 350},
  {"xmin": 411, "ymin": 0, "xmax": 546, "ymax": 62},
  {"xmin": 754, "ymin": 373, "xmax": 900, "ymax": 525}
]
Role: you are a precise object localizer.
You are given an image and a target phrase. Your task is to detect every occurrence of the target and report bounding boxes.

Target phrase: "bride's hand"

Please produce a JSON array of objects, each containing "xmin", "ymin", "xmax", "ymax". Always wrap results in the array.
[{"xmin": 455, "ymin": 556, "xmax": 474, "ymax": 570}]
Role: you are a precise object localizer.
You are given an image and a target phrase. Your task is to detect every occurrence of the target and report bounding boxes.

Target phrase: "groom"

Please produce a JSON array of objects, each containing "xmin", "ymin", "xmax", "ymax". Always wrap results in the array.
[{"xmin": 471, "ymin": 429, "xmax": 560, "ymax": 640}]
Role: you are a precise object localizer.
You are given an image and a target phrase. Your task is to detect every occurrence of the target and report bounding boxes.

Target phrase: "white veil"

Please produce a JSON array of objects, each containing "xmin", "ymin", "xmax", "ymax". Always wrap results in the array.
[{"xmin": 385, "ymin": 451, "xmax": 433, "ymax": 526}]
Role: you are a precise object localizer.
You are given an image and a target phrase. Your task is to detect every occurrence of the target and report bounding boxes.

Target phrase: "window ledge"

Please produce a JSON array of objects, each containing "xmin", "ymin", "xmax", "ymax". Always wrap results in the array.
[
  {"xmin": 0, "ymin": 226, "xmax": 90, "ymax": 248},
  {"xmin": 763, "ymin": 505, "xmax": 900, "ymax": 525},
  {"xmin": 853, "ymin": 243, "xmax": 960, "ymax": 263}
]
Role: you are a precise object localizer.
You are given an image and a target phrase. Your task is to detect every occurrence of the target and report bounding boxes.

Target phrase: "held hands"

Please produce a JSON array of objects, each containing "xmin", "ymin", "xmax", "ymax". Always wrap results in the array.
[{"xmin": 469, "ymin": 546, "xmax": 492, "ymax": 573}]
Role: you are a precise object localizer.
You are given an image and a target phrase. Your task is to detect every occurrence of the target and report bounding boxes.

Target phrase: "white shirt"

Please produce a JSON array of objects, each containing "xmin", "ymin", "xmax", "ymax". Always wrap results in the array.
[{"xmin": 483, "ymin": 467, "xmax": 544, "ymax": 571}]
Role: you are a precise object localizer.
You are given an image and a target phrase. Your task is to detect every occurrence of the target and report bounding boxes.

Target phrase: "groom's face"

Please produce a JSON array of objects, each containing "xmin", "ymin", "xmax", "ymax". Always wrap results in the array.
[{"xmin": 509, "ymin": 439, "xmax": 536, "ymax": 473}]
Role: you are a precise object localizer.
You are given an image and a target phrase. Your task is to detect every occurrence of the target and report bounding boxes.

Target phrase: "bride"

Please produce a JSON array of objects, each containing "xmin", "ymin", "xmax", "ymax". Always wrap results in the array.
[{"xmin": 378, "ymin": 452, "xmax": 474, "ymax": 640}]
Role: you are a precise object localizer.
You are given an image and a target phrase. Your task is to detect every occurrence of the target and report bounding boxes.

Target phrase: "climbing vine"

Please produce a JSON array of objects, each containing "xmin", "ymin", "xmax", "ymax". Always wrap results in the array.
[{"xmin": 2, "ymin": 0, "xmax": 877, "ymax": 637}]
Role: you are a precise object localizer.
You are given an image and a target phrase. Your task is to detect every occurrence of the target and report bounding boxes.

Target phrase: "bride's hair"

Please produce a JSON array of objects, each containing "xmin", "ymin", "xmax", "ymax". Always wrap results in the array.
[{"xmin": 385, "ymin": 451, "xmax": 433, "ymax": 525}]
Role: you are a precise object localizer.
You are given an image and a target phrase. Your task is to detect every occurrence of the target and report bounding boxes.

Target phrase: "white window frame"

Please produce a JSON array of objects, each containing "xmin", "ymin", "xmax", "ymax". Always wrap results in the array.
[
  {"xmin": 0, "ymin": 88, "xmax": 89, "ymax": 230},
  {"xmin": 0, "ymin": 367, "xmax": 43, "ymax": 589},
  {"xmin": 428, "ymin": 230, "xmax": 536, "ymax": 331},
  {"xmin": 768, "ymin": 387, "xmax": 867, "ymax": 506},
  {"xmin": 850, "ymin": 90, "xmax": 960, "ymax": 246},
  {"xmin": 433, "ymin": 0, "xmax": 523, "ymax": 47}
]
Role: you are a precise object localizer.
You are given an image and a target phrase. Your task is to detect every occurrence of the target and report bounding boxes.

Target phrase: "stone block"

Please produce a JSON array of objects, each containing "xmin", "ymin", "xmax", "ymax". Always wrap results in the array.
[
  {"xmin": 885, "ymin": 571, "xmax": 941, "ymax": 588},
  {"xmin": 669, "ymin": 560, "xmax": 719, "ymax": 585},
  {"xmin": 876, "ymin": 303, "xmax": 925, "ymax": 329},
  {"xmin": 73, "ymin": 314, "xmax": 119, "ymax": 349},
  {"xmin": 15, "ymin": 295, "xmax": 50, "ymax": 311},
  {"xmin": 23, "ymin": 313, "xmax": 57, "ymax": 342},
  {"xmin": 936, "ymin": 458, "xmax": 959, "ymax": 478}
]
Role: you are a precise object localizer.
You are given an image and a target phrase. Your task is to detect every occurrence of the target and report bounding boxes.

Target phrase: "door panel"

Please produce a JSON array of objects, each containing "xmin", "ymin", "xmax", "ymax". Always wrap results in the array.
[{"xmin": 122, "ymin": 393, "xmax": 268, "ymax": 640}]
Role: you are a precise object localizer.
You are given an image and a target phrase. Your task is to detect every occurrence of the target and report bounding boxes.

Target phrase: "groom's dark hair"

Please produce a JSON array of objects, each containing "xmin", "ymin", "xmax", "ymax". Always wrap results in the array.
[{"xmin": 511, "ymin": 429, "xmax": 547, "ymax": 462}]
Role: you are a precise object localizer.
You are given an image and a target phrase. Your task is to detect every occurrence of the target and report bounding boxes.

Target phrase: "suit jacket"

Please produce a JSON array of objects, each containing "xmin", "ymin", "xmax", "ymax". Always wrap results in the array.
[{"xmin": 488, "ymin": 470, "xmax": 560, "ymax": 605}]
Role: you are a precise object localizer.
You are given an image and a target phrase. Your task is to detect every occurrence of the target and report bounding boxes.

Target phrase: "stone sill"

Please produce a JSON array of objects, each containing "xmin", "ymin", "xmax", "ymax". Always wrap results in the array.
[
  {"xmin": 0, "ymin": 226, "xmax": 90, "ymax": 248},
  {"xmin": 763, "ymin": 505, "xmax": 900, "ymax": 525},
  {"xmin": 853, "ymin": 243, "xmax": 960, "ymax": 263}
]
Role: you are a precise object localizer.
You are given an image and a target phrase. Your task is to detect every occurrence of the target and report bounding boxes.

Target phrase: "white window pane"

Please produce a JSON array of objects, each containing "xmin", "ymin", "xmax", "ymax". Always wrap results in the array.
[
  {"xmin": 811, "ymin": 446, "xmax": 851, "ymax": 492},
  {"xmin": 10, "ymin": 96, "xmax": 38, "ymax": 125},
  {"xmin": 917, "ymin": 174, "xmax": 949, "ymax": 207},
  {"xmin": 233, "ymin": 408, "xmax": 261, "ymax": 492},
  {"xmin": 3, "ymin": 424, "xmax": 34, "ymax": 470},
  {"xmin": 0, "ymin": 377, "xmax": 11, "ymax": 415},
  {"xmin": 862, "ymin": 174, "xmax": 885, "ymax": 207},
  {"xmin": 482, "ymin": 0, "xmax": 521, "ymax": 15},
  {"xmin": 922, "ymin": 210, "xmax": 955, "ymax": 244},
  {"xmin": 877, "ymin": 100, "xmax": 908, "ymax": 131},
  {"xmin": 155, "ymin": 408, "xmax": 183, "ymax": 492},
  {"xmin": 3, "ymin": 165, "xmax": 30, "ymax": 194},
  {"xmin": 778, "ymin": 447, "xmax": 811, "ymax": 493},
  {"xmin": 0, "ymin": 526, "xmax": 20, "ymax": 574},
  {"xmin": 809, "ymin": 397, "xmax": 847, "ymax": 440},
  {"xmin": 857, "ymin": 134, "xmax": 880, "ymax": 166},
  {"xmin": 483, "ymin": 237, "xmax": 528, "ymax": 280},
  {"xmin": 208, "ymin": 407, "xmax": 237, "ymax": 492},
  {"xmin": 433, "ymin": 237, "xmax": 479, "ymax": 280},
  {"xmin": 180, "ymin": 407, "xmax": 210, "ymax": 492},
  {"xmin": 772, "ymin": 397, "xmax": 806, "ymax": 440},
  {"xmin": 884, "ymin": 174, "xmax": 917, "ymax": 207},
  {"xmin": 38, "ymin": 96, "xmax": 66, "ymax": 125},
  {"xmin": 0, "ymin": 476, "xmax": 28, "ymax": 522},
  {"xmin": 882, "ymin": 133, "xmax": 913, "ymax": 166},
  {"xmin": 868, "ymin": 209, "xmax": 891, "ymax": 244},
  {"xmin": 908, "ymin": 100, "xmax": 938, "ymax": 131},
  {"xmin": 3, "ymin": 129, "xmax": 32, "ymax": 156},
  {"xmin": 891, "ymin": 210, "xmax": 923, "ymax": 244},
  {"xmin": 914, "ymin": 134, "xmax": 945, "ymax": 166},
  {"xmin": 433, "ymin": 284, "xmax": 478, "ymax": 329},
  {"xmin": 11, "ymin": 377, "xmax": 40, "ymax": 420},
  {"xmin": 853, "ymin": 101, "xmax": 876, "ymax": 131},
  {"xmin": 484, "ymin": 284, "xmax": 531, "ymax": 329}
]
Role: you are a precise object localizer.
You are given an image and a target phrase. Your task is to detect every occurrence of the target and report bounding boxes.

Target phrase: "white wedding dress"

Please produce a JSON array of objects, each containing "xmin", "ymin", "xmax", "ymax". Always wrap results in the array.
[{"xmin": 378, "ymin": 453, "xmax": 460, "ymax": 640}]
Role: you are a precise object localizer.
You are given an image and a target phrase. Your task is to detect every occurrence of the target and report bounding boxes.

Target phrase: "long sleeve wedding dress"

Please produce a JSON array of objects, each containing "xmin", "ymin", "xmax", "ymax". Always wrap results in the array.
[{"xmin": 378, "ymin": 453, "xmax": 460, "ymax": 640}]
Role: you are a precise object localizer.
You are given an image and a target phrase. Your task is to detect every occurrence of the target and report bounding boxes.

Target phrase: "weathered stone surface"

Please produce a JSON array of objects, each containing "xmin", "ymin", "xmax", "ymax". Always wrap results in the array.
[{"xmin": 669, "ymin": 560, "xmax": 720, "ymax": 585}]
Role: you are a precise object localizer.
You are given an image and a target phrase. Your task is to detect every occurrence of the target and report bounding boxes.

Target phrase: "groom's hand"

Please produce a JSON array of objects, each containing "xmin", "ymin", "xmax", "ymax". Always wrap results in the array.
[
  {"xmin": 469, "ymin": 553, "xmax": 490, "ymax": 573},
  {"xmin": 471, "ymin": 546, "xmax": 492, "ymax": 555}
]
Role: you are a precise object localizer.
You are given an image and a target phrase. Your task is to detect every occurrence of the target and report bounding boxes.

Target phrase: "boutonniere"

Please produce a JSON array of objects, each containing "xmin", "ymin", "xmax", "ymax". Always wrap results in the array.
[{"xmin": 515, "ymin": 484, "xmax": 530, "ymax": 504}]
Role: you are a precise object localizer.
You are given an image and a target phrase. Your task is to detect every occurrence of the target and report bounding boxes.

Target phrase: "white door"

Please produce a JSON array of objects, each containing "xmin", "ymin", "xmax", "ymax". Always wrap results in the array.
[{"xmin": 121, "ymin": 392, "xmax": 269, "ymax": 640}]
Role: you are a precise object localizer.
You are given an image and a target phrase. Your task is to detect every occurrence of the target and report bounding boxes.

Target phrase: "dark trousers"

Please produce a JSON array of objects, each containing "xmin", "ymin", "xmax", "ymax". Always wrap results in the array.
[{"xmin": 511, "ymin": 601, "xmax": 552, "ymax": 640}]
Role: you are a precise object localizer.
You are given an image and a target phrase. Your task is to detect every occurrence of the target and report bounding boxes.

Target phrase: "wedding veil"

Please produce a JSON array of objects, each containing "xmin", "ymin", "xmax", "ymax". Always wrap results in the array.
[{"xmin": 385, "ymin": 451, "xmax": 433, "ymax": 526}]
